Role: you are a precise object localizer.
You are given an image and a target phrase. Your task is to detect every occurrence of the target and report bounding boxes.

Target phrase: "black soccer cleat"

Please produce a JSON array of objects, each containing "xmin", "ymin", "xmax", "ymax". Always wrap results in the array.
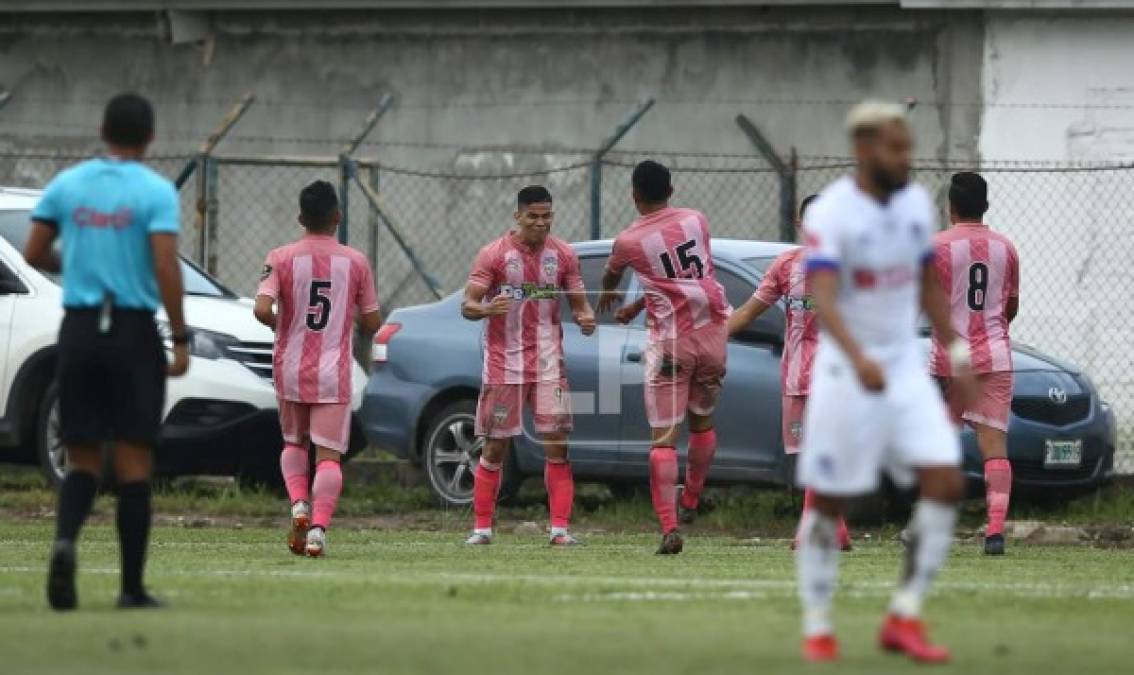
[
  {"xmin": 677, "ymin": 504, "xmax": 698, "ymax": 526},
  {"xmin": 47, "ymin": 540, "xmax": 78, "ymax": 611},
  {"xmin": 655, "ymin": 530, "xmax": 684, "ymax": 555},
  {"xmin": 116, "ymin": 591, "xmax": 166, "ymax": 610},
  {"xmin": 984, "ymin": 534, "xmax": 1006, "ymax": 556}
]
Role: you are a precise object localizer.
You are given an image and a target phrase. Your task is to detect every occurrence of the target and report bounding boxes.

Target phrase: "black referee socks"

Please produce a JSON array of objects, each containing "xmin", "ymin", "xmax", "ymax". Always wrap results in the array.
[
  {"xmin": 54, "ymin": 470, "xmax": 98, "ymax": 543},
  {"xmin": 116, "ymin": 481, "xmax": 152, "ymax": 597}
]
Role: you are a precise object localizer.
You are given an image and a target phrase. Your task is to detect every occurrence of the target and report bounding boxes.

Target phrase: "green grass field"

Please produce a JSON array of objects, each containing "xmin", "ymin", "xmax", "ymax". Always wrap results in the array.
[{"xmin": 1, "ymin": 523, "xmax": 1132, "ymax": 675}]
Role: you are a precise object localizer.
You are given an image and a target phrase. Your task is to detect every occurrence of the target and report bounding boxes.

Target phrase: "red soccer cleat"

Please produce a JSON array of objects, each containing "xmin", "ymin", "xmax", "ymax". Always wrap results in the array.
[
  {"xmin": 802, "ymin": 634, "xmax": 839, "ymax": 663},
  {"xmin": 879, "ymin": 615, "xmax": 951, "ymax": 664}
]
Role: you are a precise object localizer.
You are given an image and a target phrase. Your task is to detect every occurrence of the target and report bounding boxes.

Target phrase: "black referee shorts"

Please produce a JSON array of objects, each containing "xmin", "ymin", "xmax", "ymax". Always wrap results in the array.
[{"xmin": 57, "ymin": 308, "xmax": 167, "ymax": 447}]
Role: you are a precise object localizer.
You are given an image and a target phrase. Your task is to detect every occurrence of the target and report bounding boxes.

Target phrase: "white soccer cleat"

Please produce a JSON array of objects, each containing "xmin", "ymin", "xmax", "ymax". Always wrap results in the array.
[
  {"xmin": 464, "ymin": 531, "xmax": 492, "ymax": 546},
  {"xmin": 305, "ymin": 526, "xmax": 327, "ymax": 558},
  {"xmin": 288, "ymin": 501, "xmax": 311, "ymax": 556}
]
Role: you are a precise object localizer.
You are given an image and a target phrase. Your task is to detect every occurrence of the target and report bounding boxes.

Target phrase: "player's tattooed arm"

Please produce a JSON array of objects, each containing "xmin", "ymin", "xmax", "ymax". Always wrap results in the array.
[
  {"xmin": 614, "ymin": 296, "xmax": 646, "ymax": 325},
  {"xmin": 461, "ymin": 283, "xmax": 510, "ymax": 321},
  {"xmin": 726, "ymin": 297, "xmax": 773, "ymax": 336},
  {"xmin": 810, "ymin": 269, "xmax": 885, "ymax": 392},
  {"xmin": 595, "ymin": 268, "xmax": 624, "ymax": 314}
]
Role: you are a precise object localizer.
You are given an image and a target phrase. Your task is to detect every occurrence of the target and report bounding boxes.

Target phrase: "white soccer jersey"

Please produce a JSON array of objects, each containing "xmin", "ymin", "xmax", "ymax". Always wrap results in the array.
[{"xmin": 803, "ymin": 176, "xmax": 936, "ymax": 365}]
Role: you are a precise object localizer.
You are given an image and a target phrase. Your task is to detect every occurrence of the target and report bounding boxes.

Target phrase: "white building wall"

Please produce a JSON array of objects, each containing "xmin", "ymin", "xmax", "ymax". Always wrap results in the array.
[{"xmin": 980, "ymin": 13, "xmax": 1134, "ymax": 455}]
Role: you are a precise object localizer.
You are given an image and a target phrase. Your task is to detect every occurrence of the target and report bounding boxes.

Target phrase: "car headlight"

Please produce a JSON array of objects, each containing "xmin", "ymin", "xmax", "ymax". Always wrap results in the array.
[{"xmin": 156, "ymin": 320, "xmax": 238, "ymax": 360}]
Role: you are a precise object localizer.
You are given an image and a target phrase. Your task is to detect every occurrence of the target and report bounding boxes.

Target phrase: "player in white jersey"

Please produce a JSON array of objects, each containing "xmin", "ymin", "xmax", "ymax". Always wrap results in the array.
[{"xmin": 794, "ymin": 101, "xmax": 977, "ymax": 664}]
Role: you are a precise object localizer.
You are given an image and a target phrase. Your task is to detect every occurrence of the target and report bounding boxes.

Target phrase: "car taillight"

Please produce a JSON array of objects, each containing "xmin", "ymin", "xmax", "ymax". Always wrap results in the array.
[{"xmin": 373, "ymin": 323, "xmax": 401, "ymax": 363}]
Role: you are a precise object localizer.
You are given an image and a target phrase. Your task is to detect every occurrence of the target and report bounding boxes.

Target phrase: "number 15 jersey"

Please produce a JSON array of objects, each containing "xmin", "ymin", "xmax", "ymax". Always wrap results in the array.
[
  {"xmin": 606, "ymin": 206, "xmax": 730, "ymax": 343},
  {"xmin": 257, "ymin": 234, "xmax": 379, "ymax": 403},
  {"xmin": 929, "ymin": 223, "xmax": 1019, "ymax": 376}
]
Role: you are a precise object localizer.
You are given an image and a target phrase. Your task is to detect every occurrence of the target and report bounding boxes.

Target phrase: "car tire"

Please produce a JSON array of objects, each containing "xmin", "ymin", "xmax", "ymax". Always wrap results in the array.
[
  {"xmin": 421, "ymin": 399, "xmax": 521, "ymax": 507},
  {"xmin": 36, "ymin": 382, "xmax": 66, "ymax": 488}
]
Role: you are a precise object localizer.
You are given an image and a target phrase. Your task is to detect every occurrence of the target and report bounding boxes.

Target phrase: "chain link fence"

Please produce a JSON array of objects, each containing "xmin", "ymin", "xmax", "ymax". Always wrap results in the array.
[{"xmin": 1, "ymin": 149, "xmax": 1131, "ymax": 474}]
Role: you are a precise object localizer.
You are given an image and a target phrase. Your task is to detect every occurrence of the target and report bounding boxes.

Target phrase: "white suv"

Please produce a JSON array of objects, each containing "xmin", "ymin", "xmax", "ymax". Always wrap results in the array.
[{"xmin": 0, "ymin": 187, "xmax": 367, "ymax": 484}]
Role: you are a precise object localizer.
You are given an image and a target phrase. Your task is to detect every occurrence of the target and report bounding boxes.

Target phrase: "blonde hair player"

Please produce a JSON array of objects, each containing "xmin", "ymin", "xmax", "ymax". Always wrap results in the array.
[{"xmin": 794, "ymin": 100, "xmax": 977, "ymax": 664}]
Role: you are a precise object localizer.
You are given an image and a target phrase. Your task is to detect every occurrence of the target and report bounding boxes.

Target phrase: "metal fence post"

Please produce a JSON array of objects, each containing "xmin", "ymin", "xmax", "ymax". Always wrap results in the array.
[
  {"xmin": 590, "ymin": 98, "xmax": 655, "ymax": 240},
  {"xmin": 367, "ymin": 165, "xmax": 380, "ymax": 265},
  {"xmin": 204, "ymin": 156, "xmax": 219, "ymax": 274},
  {"xmin": 735, "ymin": 114, "xmax": 794, "ymax": 242},
  {"xmin": 191, "ymin": 92, "xmax": 255, "ymax": 270},
  {"xmin": 0, "ymin": 89, "xmax": 11, "ymax": 113},
  {"xmin": 340, "ymin": 93, "xmax": 395, "ymax": 247}
]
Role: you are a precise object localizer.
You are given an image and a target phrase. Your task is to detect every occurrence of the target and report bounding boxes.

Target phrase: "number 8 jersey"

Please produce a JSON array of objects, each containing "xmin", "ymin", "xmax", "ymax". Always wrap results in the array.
[
  {"xmin": 606, "ymin": 206, "xmax": 730, "ymax": 342},
  {"xmin": 257, "ymin": 234, "xmax": 380, "ymax": 403},
  {"xmin": 929, "ymin": 222, "xmax": 1019, "ymax": 377}
]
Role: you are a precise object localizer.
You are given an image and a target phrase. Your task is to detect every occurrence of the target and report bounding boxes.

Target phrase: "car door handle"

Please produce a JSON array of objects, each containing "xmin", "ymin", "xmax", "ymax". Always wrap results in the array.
[{"xmin": 624, "ymin": 347, "xmax": 642, "ymax": 363}]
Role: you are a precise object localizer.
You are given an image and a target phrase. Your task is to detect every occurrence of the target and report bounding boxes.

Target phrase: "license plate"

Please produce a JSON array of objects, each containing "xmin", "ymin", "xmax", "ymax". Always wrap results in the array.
[{"xmin": 1044, "ymin": 439, "xmax": 1083, "ymax": 468}]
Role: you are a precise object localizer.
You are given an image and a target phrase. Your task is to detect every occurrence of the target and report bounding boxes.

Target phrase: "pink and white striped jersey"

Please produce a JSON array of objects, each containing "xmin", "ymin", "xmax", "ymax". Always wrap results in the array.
[
  {"xmin": 606, "ymin": 207, "xmax": 730, "ymax": 342},
  {"xmin": 467, "ymin": 233, "xmax": 584, "ymax": 385},
  {"xmin": 930, "ymin": 223, "xmax": 1019, "ymax": 376},
  {"xmin": 257, "ymin": 234, "xmax": 380, "ymax": 403},
  {"xmin": 754, "ymin": 247, "xmax": 817, "ymax": 396}
]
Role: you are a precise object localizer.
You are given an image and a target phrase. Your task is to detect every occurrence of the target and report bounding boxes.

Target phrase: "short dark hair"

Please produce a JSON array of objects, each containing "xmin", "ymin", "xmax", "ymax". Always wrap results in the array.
[
  {"xmin": 517, "ymin": 185, "xmax": 552, "ymax": 209},
  {"xmin": 949, "ymin": 172, "xmax": 988, "ymax": 220},
  {"xmin": 632, "ymin": 160, "xmax": 672, "ymax": 204},
  {"xmin": 799, "ymin": 194, "xmax": 819, "ymax": 218},
  {"xmin": 102, "ymin": 93, "xmax": 154, "ymax": 147},
  {"xmin": 299, "ymin": 180, "xmax": 340, "ymax": 230}
]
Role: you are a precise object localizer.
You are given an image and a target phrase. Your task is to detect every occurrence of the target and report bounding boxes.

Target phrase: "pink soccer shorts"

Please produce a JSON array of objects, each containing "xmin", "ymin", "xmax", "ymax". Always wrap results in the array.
[
  {"xmin": 475, "ymin": 379, "xmax": 573, "ymax": 439},
  {"xmin": 279, "ymin": 400, "xmax": 352, "ymax": 453},
  {"xmin": 782, "ymin": 394, "xmax": 808, "ymax": 455},
  {"xmin": 643, "ymin": 321, "xmax": 728, "ymax": 429},
  {"xmin": 941, "ymin": 371, "xmax": 1013, "ymax": 432}
]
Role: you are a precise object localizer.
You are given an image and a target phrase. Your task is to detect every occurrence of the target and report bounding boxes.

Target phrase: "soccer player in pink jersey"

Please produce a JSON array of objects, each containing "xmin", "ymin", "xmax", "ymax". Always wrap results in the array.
[
  {"xmin": 598, "ymin": 160, "xmax": 730, "ymax": 555},
  {"xmin": 461, "ymin": 185, "xmax": 596, "ymax": 547},
  {"xmin": 253, "ymin": 181, "xmax": 381, "ymax": 557},
  {"xmin": 727, "ymin": 194, "xmax": 851, "ymax": 552},
  {"xmin": 930, "ymin": 172, "xmax": 1020, "ymax": 556}
]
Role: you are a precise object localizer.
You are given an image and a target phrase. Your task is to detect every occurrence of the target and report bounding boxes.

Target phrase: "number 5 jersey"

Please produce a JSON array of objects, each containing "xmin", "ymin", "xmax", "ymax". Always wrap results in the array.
[
  {"xmin": 606, "ymin": 206, "xmax": 730, "ymax": 343},
  {"xmin": 257, "ymin": 234, "xmax": 380, "ymax": 403},
  {"xmin": 929, "ymin": 222, "xmax": 1019, "ymax": 377}
]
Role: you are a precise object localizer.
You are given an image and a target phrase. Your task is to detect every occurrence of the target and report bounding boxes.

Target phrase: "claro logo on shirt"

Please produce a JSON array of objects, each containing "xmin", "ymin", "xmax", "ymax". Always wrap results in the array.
[
  {"xmin": 852, "ymin": 266, "xmax": 916, "ymax": 290},
  {"xmin": 499, "ymin": 282, "xmax": 559, "ymax": 301},
  {"xmin": 73, "ymin": 207, "xmax": 134, "ymax": 230}
]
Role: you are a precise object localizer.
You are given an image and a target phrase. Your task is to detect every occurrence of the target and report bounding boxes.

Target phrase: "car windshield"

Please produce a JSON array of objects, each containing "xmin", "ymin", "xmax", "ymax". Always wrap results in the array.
[{"xmin": 0, "ymin": 208, "xmax": 234, "ymax": 298}]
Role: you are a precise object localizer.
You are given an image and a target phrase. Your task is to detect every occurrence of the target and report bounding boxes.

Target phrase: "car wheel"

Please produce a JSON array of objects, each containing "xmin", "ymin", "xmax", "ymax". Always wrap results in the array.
[
  {"xmin": 421, "ymin": 400, "xmax": 521, "ymax": 506},
  {"xmin": 36, "ymin": 382, "xmax": 66, "ymax": 487}
]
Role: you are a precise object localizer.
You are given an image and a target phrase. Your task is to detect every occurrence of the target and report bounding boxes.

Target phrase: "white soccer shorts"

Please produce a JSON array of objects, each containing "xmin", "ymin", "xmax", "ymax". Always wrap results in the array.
[{"xmin": 798, "ymin": 351, "xmax": 960, "ymax": 496}]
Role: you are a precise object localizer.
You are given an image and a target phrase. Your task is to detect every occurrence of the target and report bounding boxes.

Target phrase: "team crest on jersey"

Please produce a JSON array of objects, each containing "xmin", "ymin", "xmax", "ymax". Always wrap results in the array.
[
  {"xmin": 492, "ymin": 404, "xmax": 509, "ymax": 425},
  {"xmin": 505, "ymin": 257, "xmax": 522, "ymax": 275},
  {"xmin": 260, "ymin": 264, "xmax": 272, "ymax": 281},
  {"xmin": 542, "ymin": 256, "xmax": 558, "ymax": 278}
]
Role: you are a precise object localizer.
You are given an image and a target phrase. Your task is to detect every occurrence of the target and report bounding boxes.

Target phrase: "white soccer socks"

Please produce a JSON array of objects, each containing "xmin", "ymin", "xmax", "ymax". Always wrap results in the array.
[
  {"xmin": 795, "ymin": 509, "xmax": 841, "ymax": 637},
  {"xmin": 889, "ymin": 500, "xmax": 957, "ymax": 618}
]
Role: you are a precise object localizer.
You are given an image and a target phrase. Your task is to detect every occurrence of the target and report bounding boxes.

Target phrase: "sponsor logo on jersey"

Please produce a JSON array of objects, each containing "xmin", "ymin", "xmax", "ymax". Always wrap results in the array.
[
  {"xmin": 786, "ymin": 295, "xmax": 816, "ymax": 312},
  {"xmin": 492, "ymin": 404, "xmax": 509, "ymax": 425},
  {"xmin": 542, "ymin": 256, "xmax": 558, "ymax": 279},
  {"xmin": 500, "ymin": 282, "xmax": 559, "ymax": 301},
  {"xmin": 852, "ymin": 265, "xmax": 916, "ymax": 290},
  {"xmin": 260, "ymin": 264, "xmax": 273, "ymax": 281}
]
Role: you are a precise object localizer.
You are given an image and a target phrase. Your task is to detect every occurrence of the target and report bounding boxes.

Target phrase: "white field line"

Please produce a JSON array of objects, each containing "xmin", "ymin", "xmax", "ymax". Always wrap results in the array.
[{"xmin": 1, "ymin": 567, "xmax": 1131, "ymax": 600}]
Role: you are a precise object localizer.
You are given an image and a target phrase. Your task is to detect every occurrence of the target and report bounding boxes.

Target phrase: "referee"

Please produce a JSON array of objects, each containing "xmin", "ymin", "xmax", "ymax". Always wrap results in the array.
[{"xmin": 25, "ymin": 93, "xmax": 190, "ymax": 610}]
